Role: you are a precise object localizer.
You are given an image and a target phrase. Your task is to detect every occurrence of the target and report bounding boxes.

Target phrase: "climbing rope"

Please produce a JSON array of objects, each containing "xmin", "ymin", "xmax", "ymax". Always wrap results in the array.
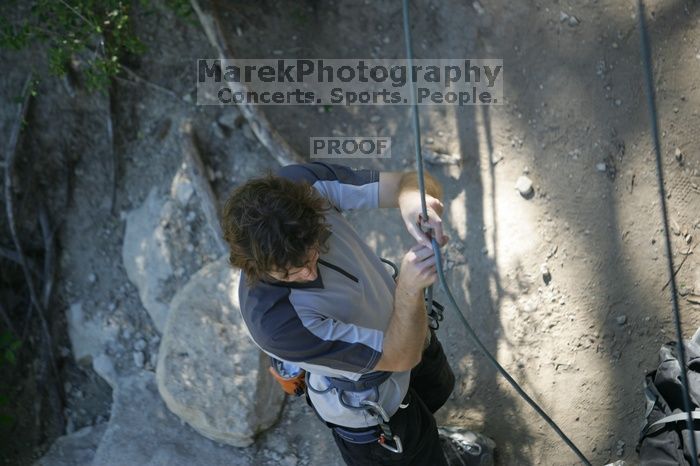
[
  {"xmin": 401, "ymin": 0, "xmax": 592, "ymax": 463},
  {"xmin": 637, "ymin": 1, "xmax": 699, "ymax": 464}
]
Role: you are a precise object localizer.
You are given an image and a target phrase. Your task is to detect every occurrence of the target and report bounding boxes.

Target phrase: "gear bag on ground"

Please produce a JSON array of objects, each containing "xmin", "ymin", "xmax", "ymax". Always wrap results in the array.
[{"xmin": 638, "ymin": 331, "xmax": 700, "ymax": 465}]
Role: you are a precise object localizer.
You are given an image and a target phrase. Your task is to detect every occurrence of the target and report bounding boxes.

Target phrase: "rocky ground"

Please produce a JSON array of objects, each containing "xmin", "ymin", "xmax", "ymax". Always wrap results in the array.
[{"xmin": 1, "ymin": 0, "xmax": 699, "ymax": 465}]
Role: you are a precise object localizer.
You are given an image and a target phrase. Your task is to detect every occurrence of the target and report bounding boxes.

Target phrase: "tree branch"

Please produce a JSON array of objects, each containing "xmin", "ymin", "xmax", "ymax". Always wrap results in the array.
[
  {"xmin": 116, "ymin": 64, "xmax": 182, "ymax": 100},
  {"xmin": 4, "ymin": 76, "xmax": 60, "ymax": 383},
  {"xmin": 4, "ymin": 76, "xmax": 40, "ymax": 313},
  {"xmin": 190, "ymin": 0, "xmax": 302, "ymax": 167}
]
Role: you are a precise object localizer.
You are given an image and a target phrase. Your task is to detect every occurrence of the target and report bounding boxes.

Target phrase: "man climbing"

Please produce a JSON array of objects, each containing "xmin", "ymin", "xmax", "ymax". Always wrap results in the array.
[{"xmin": 222, "ymin": 162, "xmax": 456, "ymax": 465}]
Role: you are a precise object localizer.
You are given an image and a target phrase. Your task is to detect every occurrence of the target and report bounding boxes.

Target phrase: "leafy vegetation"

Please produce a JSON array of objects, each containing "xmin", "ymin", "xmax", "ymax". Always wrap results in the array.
[{"xmin": 0, "ymin": 0, "xmax": 193, "ymax": 91}]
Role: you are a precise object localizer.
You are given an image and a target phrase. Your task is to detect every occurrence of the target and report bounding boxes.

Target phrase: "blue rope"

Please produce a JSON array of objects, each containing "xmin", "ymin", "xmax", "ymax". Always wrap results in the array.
[
  {"xmin": 637, "ymin": 1, "xmax": 699, "ymax": 464},
  {"xmin": 401, "ymin": 1, "xmax": 591, "ymax": 464},
  {"xmin": 401, "ymin": 1, "xmax": 435, "ymax": 313}
]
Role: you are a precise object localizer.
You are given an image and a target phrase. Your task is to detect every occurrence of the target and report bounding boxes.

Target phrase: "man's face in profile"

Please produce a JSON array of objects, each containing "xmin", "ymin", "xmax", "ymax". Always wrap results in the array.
[{"xmin": 266, "ymin": 247, "xmax": 320, "ymax": 283}]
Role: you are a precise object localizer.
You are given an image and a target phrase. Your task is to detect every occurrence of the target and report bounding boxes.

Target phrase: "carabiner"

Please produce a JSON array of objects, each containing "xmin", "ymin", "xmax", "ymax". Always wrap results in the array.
[
  {"xmin": 359, "ymin": 399, "xmax": 390, "ymax": 423},
  {"xmin": 379, "ymin": 433, "xmax": 403, "ymax": 454}
]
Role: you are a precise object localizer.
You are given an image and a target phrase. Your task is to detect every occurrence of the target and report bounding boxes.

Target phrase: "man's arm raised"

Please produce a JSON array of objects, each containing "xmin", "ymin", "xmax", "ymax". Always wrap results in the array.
[{"xmin": 373, "ymin": 243, "xmax": 436, "ymax": 372}]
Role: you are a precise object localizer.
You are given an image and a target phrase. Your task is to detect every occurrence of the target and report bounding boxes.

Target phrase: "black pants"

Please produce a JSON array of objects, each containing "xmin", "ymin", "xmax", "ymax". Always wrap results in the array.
[{"xmin": 331, "ymin": 331, "xmax": 456, "ymax": 465}]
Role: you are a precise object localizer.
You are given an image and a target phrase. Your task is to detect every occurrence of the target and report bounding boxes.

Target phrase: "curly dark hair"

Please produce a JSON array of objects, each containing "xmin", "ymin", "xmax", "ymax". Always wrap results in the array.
[{"xmin": 221, "ymin": 173, "xmax": 331, "ymax": 285}]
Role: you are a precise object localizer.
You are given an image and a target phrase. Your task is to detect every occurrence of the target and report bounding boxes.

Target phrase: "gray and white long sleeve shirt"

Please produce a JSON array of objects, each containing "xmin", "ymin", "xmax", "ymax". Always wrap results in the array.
[{"xmin": 237, "ymin": 162, "xmax": 410, "ymax": 428}]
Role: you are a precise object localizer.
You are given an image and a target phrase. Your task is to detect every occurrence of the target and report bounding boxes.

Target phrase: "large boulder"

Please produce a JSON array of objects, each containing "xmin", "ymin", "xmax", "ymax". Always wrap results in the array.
[
  {"xmin": 92, "ymin": 372, "xmax": 252, "ymax": 466},
  {"xmin": 156, "ymin": 257, "xmax": 284, "ymax": 447}
]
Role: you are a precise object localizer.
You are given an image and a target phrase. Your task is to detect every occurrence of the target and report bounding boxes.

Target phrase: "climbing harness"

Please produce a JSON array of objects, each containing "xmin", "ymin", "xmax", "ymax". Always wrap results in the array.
[
  {"xmin": 269, "ymin": 340, "xmax": 406, "ymax": 452},
  {"xmin": 269, "ymin": 358, "xmax": 405, "ymax": 453},
  {"xmin": 306, "ymin": 371, "xmax": 404, "ymax": 453},
  {"xmin": 637, "ymin": 0, "xmax": 699, "ymax": 463},
  {"xmin": 401, "ymin": 0, "xmax": 594, "ymax": 463}
]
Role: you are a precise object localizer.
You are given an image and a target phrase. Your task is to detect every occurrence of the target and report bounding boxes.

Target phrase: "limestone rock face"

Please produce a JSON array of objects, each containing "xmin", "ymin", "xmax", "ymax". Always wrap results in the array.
[
  {"xmin": 122, "ymin": 188, "xmax": 175, "ymax": 332},
  {"xmin": 156, "ymin": 257, "xmax": 284, "ymax": 447},
  {"xmin": 122, "ymin": 168, "xmax": 220, "ymax": 333},
  {"xmin": 67, "ymin": 302, "xmax": 119, "ymax": 365},
  {"xmin": 35, "ymin": 423, "xmax": 107, "ymax": 466},
  {"xmin": 92, "ymin": 372, "xmax": 253, "ymax": 466}
]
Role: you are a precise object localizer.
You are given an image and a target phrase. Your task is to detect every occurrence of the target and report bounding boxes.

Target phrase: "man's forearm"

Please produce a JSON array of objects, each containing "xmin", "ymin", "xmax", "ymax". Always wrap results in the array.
[{"xmin": 374, "ymin": 282, "xmax": 428, "ymax": 372}]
